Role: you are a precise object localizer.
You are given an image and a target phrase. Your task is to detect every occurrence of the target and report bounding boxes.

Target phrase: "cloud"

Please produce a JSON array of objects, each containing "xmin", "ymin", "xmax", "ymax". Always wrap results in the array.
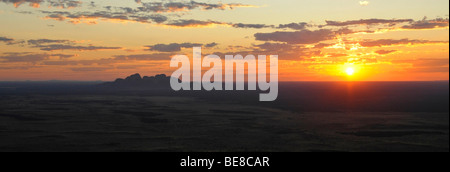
[
  {"xmin": 255, "ymin": 42, "xmax": 324, "ymax": 60},
  {"xmin": 1, "ymin": 36, "xmax": 123, "ymax": 51},
  {"xmin": 375, "ymin": 50, "xmax": 397, "ymax": 55},
  {"xmin": 47, "ymin": 0, "xmax": 82, "ymax": 9},
  {"xmin": 42, "ymin": 11, "xmax": 168, "ymax": 25},
  {"xmin": 38, "ymin": 44, "xmax": 122, "ymax": 51},
  {"xmin": 232, "ymin": 23, "xmax": 273, "ymax": 29},
  {"xmin": 42, "ymin": 58, "xmax": 116, "ymax": 66},
  {"xmin": 137, "ymin": 1, "xmax": 256, "ymax": 13},
  {"xmin": 205, "ymin": 42, "xmax": 218, "ymax": 48},
  {"xmin": 0, "ymin": 52, "xmax": 76, "ymax": 64},
  {"xmin": 113, "ymin": 53, "xmax": 173, "ymax": 61},
  {"xmin": 348, "ymin": 57, "xmax": 378, "ymax": 64},
  {"xmin": 393, "ymin": 59, "xmax": 449, "ymax": 67},
  {"xmin": 277, "ymin": 22, "xmax": 309, "ymax": 30},
  {"xmin": 0, "ymin": 36, "xmax": 25, "ymax": 45},
  {"xmin": 359, "ymin": 1, "xmax": 370, "ymax": 6},
  {"xmin": 37, "ymin": 1, "xmax": 254, "ymax": 25},
  {"xmin": 215, "ymin": 42, "xmax": 323, "ymax": 61},
  {"xmin": 41, "ymin": 11, "xmax": 309, "ymax": 30},
  {"xmin": 27, "ymin": 38, "xmax": 122, "ymax": 51},
  {"xmin": 28, "ymin": 38, "xmax": 71, "ymax": 45},
  {"xmin": 254, "ymin": 28, "xmax": 372, "ymax": 45},
  {"xmin": 145, "ymin": 42, "xmax": 218, "ymax": 52},
  {"xmin": 412, "ymin": 66, "xmax": 449, "ymax": 73},
  {"xmin": 325, "ymin": 19, "xmax": 413, "ymax": 27},
  {"xmin": 0, "ymin": 52, "xmax": 48, "ymax": 63},
  {"xmin": 146, "ymin": 43, "xmax": 200, "ymax": 52},
  {"xmin": 0, "ymin": 36, "xmax": 15, "ymax": 44},
  {"xmin": 402, "ymin": 17, "xmax": 449, "ymax": 30},
  {"xmin": 414, "ymin": 59, "xmax": 449, "ymax": 67},
  {"xmin": 319, "ymin": 17, "xmax": 448, "ymax": 35},
  {"xmin": 359, "ymin": 39, "xmax": 448, "ymax": 47},
  {"xmin": 254, "ymin": 42, "xmax": 296, "ymax": 52},
  {"xmin": 70, "ymin": 67, "xmax": 112, "ymax": 72},
  {"xmin": 392, "ymin": 59, "xmax": 449, "ymax": 73},
  {"xmin": 1, "ymin": 0, "xmax": 82, "ymax": 8},
  {"xmin": 314, "ymin": 43, "xmax": 335, "ymax": 49},
  {"xmin": 41, "ymin": 7, "xmax": 311, "ymax": 30},
  {"xmin": 50, "ymin": 53, "xmax": 76, "ymax": 59},
  {"xmin": 327, "ymin": 53, "xmax": 348, "ymax": 58},
  {"xmin": 0, "ymin": 65, "xmax": 37, "ymax": 70},
  {"xmin": 130, "ymin": 14, "xmax": 168, "ymax": 23},
  {"xmin": 164, "ymin": 19, "xmax": 227, "ymax": 27},
  {"xmin": 169, "ymin": 21, "xmax": 310, "ymax": 30},
  {"xmin": 254, "ymin": 29, "xmax": 337, "ymax": 44},
  {"xmin": 0, "ymin": 0, "xmax": 43, "ymax": 8},
  {"xmin": 231, "ymin": 22, "xmax": 309, "ymax": 30}
]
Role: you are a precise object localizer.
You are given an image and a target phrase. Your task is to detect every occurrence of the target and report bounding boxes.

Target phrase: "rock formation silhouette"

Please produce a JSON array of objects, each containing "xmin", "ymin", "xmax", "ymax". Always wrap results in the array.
[{"xmin": 101, "ymin": 73, "xmax": 172, "ymax": 89}]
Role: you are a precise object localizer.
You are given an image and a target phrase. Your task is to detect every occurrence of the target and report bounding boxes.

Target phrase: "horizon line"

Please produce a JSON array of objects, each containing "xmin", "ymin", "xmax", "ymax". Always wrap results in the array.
[{"xmin": 0, "ymin": 80, "xmax": 449, "ymax": 83}]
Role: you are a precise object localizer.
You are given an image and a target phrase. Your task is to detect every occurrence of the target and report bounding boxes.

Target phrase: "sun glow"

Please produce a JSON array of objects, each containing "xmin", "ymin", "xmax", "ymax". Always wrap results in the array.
[{"xmin": 346, "ymin": 67, "xmax": 355, "ymax": 76}]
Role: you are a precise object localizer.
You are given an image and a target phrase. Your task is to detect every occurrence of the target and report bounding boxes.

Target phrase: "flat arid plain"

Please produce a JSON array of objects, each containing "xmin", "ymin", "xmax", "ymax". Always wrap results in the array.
[{"xmin": 0, "ymin": 81, "xmax": 448, "ymax": 152}]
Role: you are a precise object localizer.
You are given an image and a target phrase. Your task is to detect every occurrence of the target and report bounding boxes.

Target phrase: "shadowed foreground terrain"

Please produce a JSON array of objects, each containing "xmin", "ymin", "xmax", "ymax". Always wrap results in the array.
[{"xmin": 0, "ymin": 79, "xmax": 448, "ymax": 152}]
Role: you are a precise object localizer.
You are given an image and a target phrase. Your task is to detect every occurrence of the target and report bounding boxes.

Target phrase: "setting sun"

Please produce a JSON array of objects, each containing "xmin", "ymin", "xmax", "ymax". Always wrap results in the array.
[{"xmin": 346, "ymin": 67, "xmax": 355, "ymax": 76}]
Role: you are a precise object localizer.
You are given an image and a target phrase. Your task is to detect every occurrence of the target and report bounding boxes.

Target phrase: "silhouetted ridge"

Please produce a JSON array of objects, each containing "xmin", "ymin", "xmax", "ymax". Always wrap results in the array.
[
  {"xmin": 101, "ymin": 73, "xmax": 172, "ymax": 89},
  {"xmin": 126, "ymin": 73, "xmax": 142, "ymax": 81}
]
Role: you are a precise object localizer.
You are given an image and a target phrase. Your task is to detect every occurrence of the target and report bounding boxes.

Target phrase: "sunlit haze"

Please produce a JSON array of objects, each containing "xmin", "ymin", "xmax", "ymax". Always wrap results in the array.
[{"xmin": 0, "ymin": 0, "xmax": 448, "ymax": 81}]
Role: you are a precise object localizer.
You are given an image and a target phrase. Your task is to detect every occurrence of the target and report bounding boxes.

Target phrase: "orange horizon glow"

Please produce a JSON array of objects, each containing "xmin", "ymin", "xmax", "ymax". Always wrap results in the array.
[{"xmin": 0, "ymin": 0, "xmax": 448, "ymax": 81}]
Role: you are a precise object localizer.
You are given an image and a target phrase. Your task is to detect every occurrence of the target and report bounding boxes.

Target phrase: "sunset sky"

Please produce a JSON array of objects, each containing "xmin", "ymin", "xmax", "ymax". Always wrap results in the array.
[{"xmin": 0, "ymin": 0, "xmax": 448, "ymax": 81}]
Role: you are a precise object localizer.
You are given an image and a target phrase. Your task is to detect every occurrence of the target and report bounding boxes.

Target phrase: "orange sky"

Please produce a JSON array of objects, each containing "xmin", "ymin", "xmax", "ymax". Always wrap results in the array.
[{"xmin": 0, "ymin": 0, "xmax": 448, "ymax": 81}]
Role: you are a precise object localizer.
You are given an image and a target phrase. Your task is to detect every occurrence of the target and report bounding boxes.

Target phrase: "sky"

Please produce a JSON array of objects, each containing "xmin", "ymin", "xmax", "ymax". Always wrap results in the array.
[{"xmin": 0, "ymin": 0, "xmax": 448, "ymax": 81}]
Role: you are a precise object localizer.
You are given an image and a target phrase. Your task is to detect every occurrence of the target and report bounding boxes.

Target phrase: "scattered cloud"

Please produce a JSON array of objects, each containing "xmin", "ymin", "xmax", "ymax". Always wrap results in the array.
[
  {"xmin": 38, "ymin": 44, "xmax": 122, "ymax": 51},
  {"xmin": 375, "ymin": 50, "xmax": 397, "ymax": 55},
  {"xmin": 392, "ymin": 59, "xmax": 449, "ymax": 73},
  {"xmin": 205, "ymin": 42, "xmax": 218, "ymax": 48},
  {"xmin": 145, "ymin": 42, "xmax": 218, "ymax": 52},
  {"xmin": 359, "ymin": 39, "xmax": 448, "ymax": 47},
  {"xmin": 232, "ymin": 23, "xmax": 273, "ymax": 29},
  {"xmin": 146, "ymin": 43, "xmax": 201, "ymax": 52},
  {"xmin": 277, "ymin": 22, "xmax": 309, "ymax": 30},
  {"xmin": 136, "ymin": 1, "xmax": 256, "ymax": 13},
  {"xmin": 0, "ymin": 52, "xmax": 77, "ymax": 63},
  {"xmin": 327, "ymin": 53, "xmax": 348, "ymax": 58},
  {"xmin": 0, "ymin": 36, "xmax": 25, "ymax": 45},
  {"xmin": 70, "ymin": 67, "xmax": 112, "ymax": 72},
  {"xmin": 28, "ymin": 38, "xmax": 71, "ymax": 45},
  {"xmin": 213, "ymin": 42, "xmax": 324, "ymax": 61},
  {"xmin": 1, "ymin": 36, "xmax": 123, "ymax": 52},
  {"xmin": 164, "ymin": 19, "xmax": 227, "ymax": 27},
  {"xmin": 0, "ymin": 52, "xmax": 48, "ymax": 63},
  {"xmin": 42, "ymin": 10, "xmax": 168, "ymax": 24},
  {"xmin": 0, "ymin": 36, "xmax": 15, "ymax": 44},
  {"xmin": 231, "ymin": 22, "xmax": 309, "ymax": 30},
  {"xmin": 0, "ymin": 0, "xmax": 82, "ymax": 8},
  {"xmin": 325, "ymin": 19, "xmax": 413, "ymax": 27},
  {"xmin": 50, "ymin": 53, "xmax": 76, "ymax": 59},
  {"xmin": 47, "ymin": 0, "xmax": 82, "ymax": 9},
  {"xmin": 27, "ymin": 38, "xmax": 122, "ymax": 51},
  {"xmin": 359, "ymin": 1, "xmax": 370, "ymax": 6},
  {"xmin": 314, "ymin": 43, "xmax": 335, "ymax": 49},
  {"xmin": 114, "ymin": 53, "xmax": 173, "ymax": 61},
  {"xmin": 402, "ymin": 17, "xmax": 449, "ymax": 30},
  {"xmin": 254, "ymin": 29, "xmax": 337, "ymax": 44},
  {"xmin": 0, "ymin": 0, "xmax": 44, "ymax": 8},
  {"xmin": 42, "ymin": 58, "xmax": 116, "ymax": 66},
  {"xmin": 254, "ymin": 27, "xmax": 374, "ymax": 45}
]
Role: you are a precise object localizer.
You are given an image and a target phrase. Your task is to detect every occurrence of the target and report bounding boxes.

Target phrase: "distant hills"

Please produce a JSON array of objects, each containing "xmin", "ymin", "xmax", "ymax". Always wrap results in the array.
[{"xmin": 100, "ymin": 73, "xmax": 172, "ymax": 88}]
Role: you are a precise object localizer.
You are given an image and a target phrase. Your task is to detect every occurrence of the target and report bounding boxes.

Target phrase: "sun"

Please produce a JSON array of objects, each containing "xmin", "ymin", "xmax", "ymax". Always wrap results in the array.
[{"xmin": 346, "ymin": 67, "xmax": 355, "ymax": 76}]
